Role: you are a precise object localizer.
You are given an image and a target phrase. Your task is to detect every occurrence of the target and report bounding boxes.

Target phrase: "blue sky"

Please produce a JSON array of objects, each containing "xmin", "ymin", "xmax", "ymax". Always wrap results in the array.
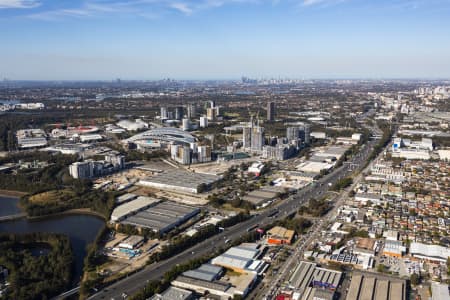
[{"xmin": 1, "ymin": 0, "xmax": 450, "ymax": 80}]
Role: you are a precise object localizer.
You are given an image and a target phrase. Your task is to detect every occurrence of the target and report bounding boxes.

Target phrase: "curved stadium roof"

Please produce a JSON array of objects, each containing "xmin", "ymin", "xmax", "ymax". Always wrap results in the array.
[{"xmin": 125, "ymin": 127, "xmax": 196, "ymax": 145}]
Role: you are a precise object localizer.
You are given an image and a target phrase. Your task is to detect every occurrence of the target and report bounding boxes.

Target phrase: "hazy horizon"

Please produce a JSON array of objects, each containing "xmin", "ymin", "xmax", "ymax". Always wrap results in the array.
[{"xmin": 1, "ymin": 0, "xmax": 450, "ymax": 80}]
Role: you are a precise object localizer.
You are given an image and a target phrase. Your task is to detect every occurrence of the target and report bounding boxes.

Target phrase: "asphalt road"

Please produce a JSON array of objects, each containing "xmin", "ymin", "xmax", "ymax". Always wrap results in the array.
[{"xmin": 90, "ymin": 138, "xmax": 379, "ymax": 300}]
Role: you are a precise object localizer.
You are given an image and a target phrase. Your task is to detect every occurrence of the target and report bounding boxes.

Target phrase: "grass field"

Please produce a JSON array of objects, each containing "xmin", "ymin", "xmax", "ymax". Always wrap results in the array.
[{"xmin": 29, "ymin": 189, "xmax": 75, "ymax": 205}]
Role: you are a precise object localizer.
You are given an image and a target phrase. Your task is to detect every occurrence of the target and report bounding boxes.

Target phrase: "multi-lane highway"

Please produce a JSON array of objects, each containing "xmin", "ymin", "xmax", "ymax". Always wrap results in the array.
[{"xmin": 90, "ymin": 134, "xmax": 379, "ymax": 300}]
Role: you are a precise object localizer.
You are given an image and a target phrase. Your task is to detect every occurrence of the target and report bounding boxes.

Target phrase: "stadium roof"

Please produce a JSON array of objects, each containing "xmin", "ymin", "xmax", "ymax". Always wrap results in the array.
[{"xmin": 125, "ymin": 127, "xmax": 196, "ymax": 145}]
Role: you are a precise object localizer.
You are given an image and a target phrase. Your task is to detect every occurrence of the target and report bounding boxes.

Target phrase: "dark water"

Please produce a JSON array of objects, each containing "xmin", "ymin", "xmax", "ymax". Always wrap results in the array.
[
  {"xmin": 0, "ymin": 197, "xmax": 105, "ymax": 284},
  {"xmin": 13, "ymin": 242, "xmax": 52, "ymax": 257},
  {"xmin": 0, "ymin": 196, "xmax": 21, "ymax": 217}
]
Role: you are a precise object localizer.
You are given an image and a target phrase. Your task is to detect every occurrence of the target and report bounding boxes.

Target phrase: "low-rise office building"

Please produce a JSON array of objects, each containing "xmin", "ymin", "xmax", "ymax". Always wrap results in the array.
[{"xmin": 267, "ymin": 226, "xmax": 295, "ymax": 245}]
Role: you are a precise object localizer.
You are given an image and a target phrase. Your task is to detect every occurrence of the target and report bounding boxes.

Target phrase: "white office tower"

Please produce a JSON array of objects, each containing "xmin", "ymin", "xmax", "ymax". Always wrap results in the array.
[
  {"xmin": 209, "ymin": 100, "xmax": 216, "ymax": 108},
  {"xmin": 200, "ymin": 116, "xmax": 208, "ymax": 128},
  {"xmin": 243, "ymin": 126, "xmax": 252, "ymax": 149},
  {"xmin": 160, "ymin": 106, "xmax": 168, "ymax": 119},
  {"xmin": 187, "ymin": 104, "xmax": 197, "ymax": 119},
  {"xmin": 251, "ymin": 126, "xmax": 265, "ymax": 152},
  {"xmin": 182, "ymin": 118, "xmax": 191, "ymax": 131},
  {"xmin": 190, "ymin": 142, "xmax": 198, "ymax": 153},
  {"xmin": 190, "ymin": 142, "xmax": 198, "ymax": 163},
  {"xmin": 286, "ymin": 127, "xmax": 300, "ymax": 141},
  {"xmin": 170, "ymin": 144, "xmax": 191, "ymax": 165},
  {"xmin": 197, "ymin": 145, "xmax": 212, "ymax": 163},
  {"xmin": 69, "ymin": 161, "xmax": 94, "ymax": 179}
]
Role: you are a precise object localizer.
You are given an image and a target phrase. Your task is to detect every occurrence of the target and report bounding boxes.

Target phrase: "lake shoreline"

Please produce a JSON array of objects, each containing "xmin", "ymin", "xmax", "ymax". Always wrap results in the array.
[
  {"xmin": 0, "ymin": 194, "xmax": 106, "ymax": 221},
  {"xmin": 0, "ymin": 190, "xmax": 27, "ymax": 198},
  {"xmin": 27, "ymin": 208, "xmax": 107, "ymax": 222}
]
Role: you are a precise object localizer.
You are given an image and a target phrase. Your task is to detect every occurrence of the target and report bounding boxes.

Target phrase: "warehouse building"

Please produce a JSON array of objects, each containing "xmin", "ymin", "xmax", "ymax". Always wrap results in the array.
[
  {"xmin": 115, "ymin": 193, "xmax": 138, "ymax": 204},
  {"xmin": 296, "ymin": 161, "xmax": 334, "ymax": 174},
  {"xmin": 79, "ymin": 134, "xmax": 103, "ymax": 142},
  {"xmin": 346, "ymin": 273, "xmax": 405, "ymax": 300},
  {"xmin": 242, "ymin": 186, "xmax": 286, "ymax": 207},
  {"xmin": 383, "ymin": 240, "xmax": 406, "ymax": 258},
  {"xmin": 314, "ymin": 145, "xmax": 350, "ymax": 160},
  {"xmin": 16, "ymin": 129, "xmax": 48, "ymax": 149},
  {"xmin": 138, "ymin": 169, "xmax": 221, "ymax": 194},
  {"xmin": 172, "ymin": 267, "xmax": 257, "ymax": 299},
  {"xmin": 172, "ymin": 275, "xmax": 232, "ymax": 298},
  {"xmin": 288, "ymin": 261, "xmax": 341, "ymax": 294},
  {"xmin": 110, "ymin": 196, "xmax": 160, "ymax": 222},
  {"xmin": 211, "ymin": 244, "xmax": 267, "ymax": 274},
  {"xmin": 183, "ymin": 264, "xmax": 224, "ymax": 282},
  {"xmin": 118, "ymin": 235, "xmax": 144, "ymax": 250},
  {"xmin": 150, "ymin": 286, "xmax": 194, "ymax": 300},
  {"xmin": 119, "ymin": 201, "xmax": 200, "ymax": 233},
  {"xmin": 43, "ymin": 143, "xmax": 88, "ymax": 155},
  {"xmin": 410, "ymin": 242, "xmax": 450, "ymax": 263}
]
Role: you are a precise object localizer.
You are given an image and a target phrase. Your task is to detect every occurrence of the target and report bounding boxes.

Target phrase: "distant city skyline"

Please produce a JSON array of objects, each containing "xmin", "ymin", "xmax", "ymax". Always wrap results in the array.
[{"xmin": 1, "ymin": 0, "xmax": 450, "ymax": 80}]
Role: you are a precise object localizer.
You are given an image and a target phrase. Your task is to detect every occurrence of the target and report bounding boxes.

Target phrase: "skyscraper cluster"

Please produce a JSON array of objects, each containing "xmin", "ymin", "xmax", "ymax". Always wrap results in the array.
[{"xmin": 286, "ymin": 124, "xmax": 310, "ymax": 145}]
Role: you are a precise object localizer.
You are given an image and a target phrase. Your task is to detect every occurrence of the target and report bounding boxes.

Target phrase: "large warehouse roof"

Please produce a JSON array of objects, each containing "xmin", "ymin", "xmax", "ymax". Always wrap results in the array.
[
  {"xmin": 138, "ymin": 169, "xmax": 221, "ymax": 194},
  {"xmin": 289, "ymin": 261, "xmax": 341, "ymax": 293},
  {"xmin": 345, "ymin": 273, "xmax": 405, "ymax": 300},
  {"xmin": 211, "ymin": 244, "xmax": 265, "ymax": 273},
  {"xmin": 410, "ymin": 242, "xmax": 450, "ymax": 262},
  {"xmin": 119, "ymin": 201, "xmax": 200, "ymax": 233},
  {"xmin": 111, "ymin": 196, "xmax": 160, "ymax": 222},
  {"xmin": 125, "ymin": 127, "xmax": 196, "ymax": 145},
  {"xmin": 150, "ymin": 286, "xmax": 193, "ymax": 300},
  {"xmin": 183, "ymin": 264, "xmax": 223, "ymax": 282}
]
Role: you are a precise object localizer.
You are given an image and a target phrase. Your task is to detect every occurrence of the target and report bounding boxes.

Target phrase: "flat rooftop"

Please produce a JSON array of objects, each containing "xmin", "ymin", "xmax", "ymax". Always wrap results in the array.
[
  {"xmin": 346, "ymin": 272, "xmax": 406, "ymax": 300},
  {"xmin": 267, "ymin": 226, "xmax": 295, "ymax": 241},
  {"xmin": 289, "ymin": 261, "xmax": 342, "ymax": 292},
  {"xmin": 139, "ymin": 169, "xmax": 221, "ymax": 191},
  {"xmin": 242, "ymin": 186, "xmax": 284, "ymax": 205},
  {"xmin": 111, "ymin": 196, "xmax": 160, "ymax": 221},
  {"xmin": 120, "ymin": 201, "xmax": 200, "ymax": 233}
]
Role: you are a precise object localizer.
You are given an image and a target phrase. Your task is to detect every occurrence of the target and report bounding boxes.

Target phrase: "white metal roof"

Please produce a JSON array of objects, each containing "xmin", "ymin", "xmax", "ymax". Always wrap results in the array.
[{"xmin": 111, "ymin": 196, "xmax": 160, "ymax": 221}]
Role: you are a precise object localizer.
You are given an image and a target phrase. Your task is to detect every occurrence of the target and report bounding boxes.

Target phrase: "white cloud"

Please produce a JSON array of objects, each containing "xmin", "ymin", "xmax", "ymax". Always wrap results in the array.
[
  {"xmin": 22, "ymin": 0, "xmax": 261, "ymax": 20},
  {"xmin": 0, "ymin": 0, "xmax": 40, "ymax": 9},
  {"xmin": 302, "ymin": 0, "xmax": 346, "ymax": 7},
  {"xmin": 170, "ymin": 2, "xmax": 193, "ymax": 15},
  {"xmin": 27, "ymin": 8, "xmax": 94, "ymax": 20}
]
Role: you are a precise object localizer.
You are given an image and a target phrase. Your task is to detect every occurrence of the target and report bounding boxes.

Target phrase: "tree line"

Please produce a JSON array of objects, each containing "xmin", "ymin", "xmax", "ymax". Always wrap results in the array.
[{"xmin": 0, "ymin": 232, "xmax": 74, "ymax": 300}]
